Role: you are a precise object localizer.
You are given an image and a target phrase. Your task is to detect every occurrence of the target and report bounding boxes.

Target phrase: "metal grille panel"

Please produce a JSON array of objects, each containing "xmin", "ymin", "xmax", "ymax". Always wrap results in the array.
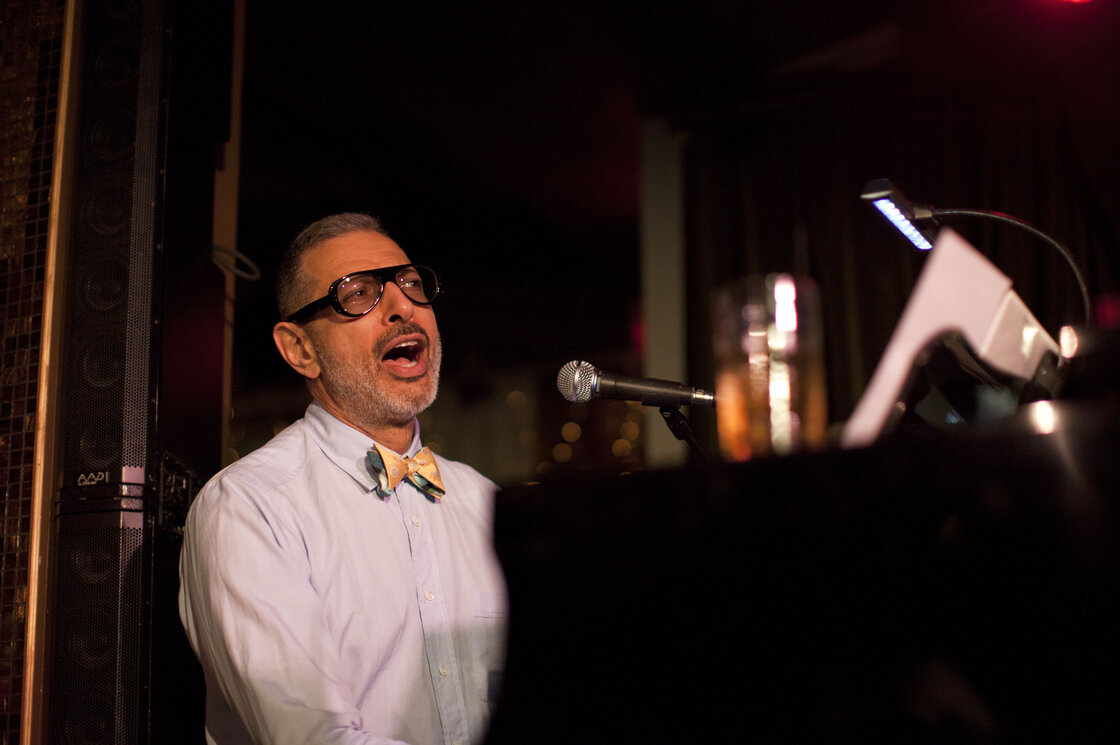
[
  {"xmin": 51, "ymin": 516, "xmax": 148, "ymax": 745},
  {"xmin": 60, "ymin": 0, "xmax": 164, "ymax": 488},
  {"xmin": 0, "ymin": 0, "xmax": 66, "ymax": 740}
]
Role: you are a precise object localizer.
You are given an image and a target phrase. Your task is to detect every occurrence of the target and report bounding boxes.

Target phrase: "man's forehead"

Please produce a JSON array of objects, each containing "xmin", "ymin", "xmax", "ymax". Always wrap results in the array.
[{"xmin": 307, "ymin": 230, "xmax": 410, "ymax": 276}]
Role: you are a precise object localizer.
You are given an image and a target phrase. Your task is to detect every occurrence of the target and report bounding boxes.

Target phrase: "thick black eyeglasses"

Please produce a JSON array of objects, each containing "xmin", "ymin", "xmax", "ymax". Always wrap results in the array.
[{"xmin": 286, "ymin": 264, "xmax": 440, "ymax": 324}]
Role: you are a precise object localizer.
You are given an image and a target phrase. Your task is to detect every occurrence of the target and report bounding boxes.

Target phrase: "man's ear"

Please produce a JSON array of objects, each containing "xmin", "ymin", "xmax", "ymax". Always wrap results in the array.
[{"xmin": 273, "ymin": 321, "xmax": 321, "ymax": 379}]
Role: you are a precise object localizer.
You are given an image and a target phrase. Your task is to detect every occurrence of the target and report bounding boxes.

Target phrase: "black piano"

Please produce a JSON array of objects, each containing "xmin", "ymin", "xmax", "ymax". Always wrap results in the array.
[{"xmin": 486, "ymin": 333, "xmax": 1120, "ymax": 744}]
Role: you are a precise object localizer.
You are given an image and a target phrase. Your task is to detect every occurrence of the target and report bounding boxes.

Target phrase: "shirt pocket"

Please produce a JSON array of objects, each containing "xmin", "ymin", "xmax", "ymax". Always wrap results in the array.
[{"xmin": 470, "ymin": 589, "xmax": 509, "ymax": 705}]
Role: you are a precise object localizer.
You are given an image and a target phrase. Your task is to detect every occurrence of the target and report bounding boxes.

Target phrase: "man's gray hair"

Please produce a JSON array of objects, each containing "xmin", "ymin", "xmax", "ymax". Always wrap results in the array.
[{"xmin": 275, "ymin": 213, "xmax": 388, "ymax": 319}]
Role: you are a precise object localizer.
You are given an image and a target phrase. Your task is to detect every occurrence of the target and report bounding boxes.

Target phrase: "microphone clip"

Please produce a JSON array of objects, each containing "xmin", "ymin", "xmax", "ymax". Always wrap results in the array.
[{"xmin": 658, "ymin": 405, "xmax": 709, "ymax": 463}]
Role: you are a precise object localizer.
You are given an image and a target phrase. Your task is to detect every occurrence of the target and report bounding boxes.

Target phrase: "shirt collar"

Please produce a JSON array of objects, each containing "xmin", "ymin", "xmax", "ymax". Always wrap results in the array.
[{"xmin": 304, "ymin": 402, "xmax": 423, "ymax": 493}]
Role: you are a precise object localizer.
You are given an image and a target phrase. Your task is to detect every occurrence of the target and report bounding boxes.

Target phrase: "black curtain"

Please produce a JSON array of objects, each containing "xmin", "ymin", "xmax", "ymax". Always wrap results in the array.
[{"xmin": 667, "ymin": 4, "xmax": 1120, "ymax": 451}]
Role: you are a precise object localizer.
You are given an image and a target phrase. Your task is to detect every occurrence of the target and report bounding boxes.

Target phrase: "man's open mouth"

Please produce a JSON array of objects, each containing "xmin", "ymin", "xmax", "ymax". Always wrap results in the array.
[{"xmin": 381, "ymin": 337, "xmax": 425, "ymax": 369}]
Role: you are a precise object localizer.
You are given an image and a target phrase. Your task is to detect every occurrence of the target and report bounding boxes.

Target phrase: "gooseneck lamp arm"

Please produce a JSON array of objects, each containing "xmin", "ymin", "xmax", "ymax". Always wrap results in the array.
[
  {"xmin": 931, "ymin": 207, "xmax": 1091, "ymax": 324},
  {"xmin": 861, "ymin": 179, "xmax": 1092, "ymax": 325}
]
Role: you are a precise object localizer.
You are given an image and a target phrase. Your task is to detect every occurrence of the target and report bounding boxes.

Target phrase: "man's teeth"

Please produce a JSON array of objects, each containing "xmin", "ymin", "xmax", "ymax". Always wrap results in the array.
[{"xmin": 384, "ymin": 339, "xmax": 422, "ymax": 366}]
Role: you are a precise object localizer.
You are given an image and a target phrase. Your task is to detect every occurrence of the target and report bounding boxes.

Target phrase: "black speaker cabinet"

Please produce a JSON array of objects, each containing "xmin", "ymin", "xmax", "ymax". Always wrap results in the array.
[
  {"xmin": 50, "ymin": 472, "xmax": 206, "ymax": 744},
  {"xmin": 56, "ymin": 0, "xmax": 229, "ymax": 496},
  {"xmin": 52, "ymin": 510, "xmax": 154, "ymax": 745},
  {"xmin": 57, "ymin": 0, "xmax": 169, "ymax": 494},
  {"xmin": 46, "ymin": 0, "xmax": 230, "ymax": 741}
]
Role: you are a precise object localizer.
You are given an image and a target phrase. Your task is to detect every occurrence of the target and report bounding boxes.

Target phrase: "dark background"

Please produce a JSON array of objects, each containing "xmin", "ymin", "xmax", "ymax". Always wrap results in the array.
[
  {"xmin": 5, "ymin": 3, "xmax": 1117, "ymax": 742},
  {"xmin": 224, "ymin": 0, "xmax": 1120, "ymax": 483}
]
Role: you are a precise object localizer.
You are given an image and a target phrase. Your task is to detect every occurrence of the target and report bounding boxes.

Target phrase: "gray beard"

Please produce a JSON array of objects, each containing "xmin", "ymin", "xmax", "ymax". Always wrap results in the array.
[{"xmin": 313, "ymin": 326, "xmax": 441, "ymax": 430}]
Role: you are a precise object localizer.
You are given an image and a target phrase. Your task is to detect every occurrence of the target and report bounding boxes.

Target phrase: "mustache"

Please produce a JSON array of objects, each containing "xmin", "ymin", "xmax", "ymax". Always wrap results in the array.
[{"xmin": 373, "ymin": 322, "xmax": 432, "ymax": 357}]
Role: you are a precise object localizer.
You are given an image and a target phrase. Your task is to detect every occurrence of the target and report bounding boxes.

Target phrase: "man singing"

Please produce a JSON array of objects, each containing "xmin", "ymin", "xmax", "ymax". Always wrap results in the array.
[{"xmin": 179, "ymin": 213, "xmax": 508, "ymax": 745}]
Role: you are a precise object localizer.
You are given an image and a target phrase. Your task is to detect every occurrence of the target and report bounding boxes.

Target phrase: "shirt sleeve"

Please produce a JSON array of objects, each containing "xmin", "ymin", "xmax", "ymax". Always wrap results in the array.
[{"xmin": 178, "ymin": 473, "xmax": 410, "ymax": 745}]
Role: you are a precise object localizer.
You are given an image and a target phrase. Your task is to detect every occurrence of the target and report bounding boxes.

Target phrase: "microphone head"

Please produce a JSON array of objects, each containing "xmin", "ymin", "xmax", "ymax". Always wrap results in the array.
[{"xmin": 557, "ymin": 360, "xmax": 596, "ymax": 403}]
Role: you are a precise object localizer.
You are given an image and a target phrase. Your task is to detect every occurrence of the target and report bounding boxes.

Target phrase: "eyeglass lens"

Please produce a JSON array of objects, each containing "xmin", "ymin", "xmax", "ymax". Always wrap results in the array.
[{"xmin": 336, "ymin": 266, "xmax": 436, "ymax": 315}]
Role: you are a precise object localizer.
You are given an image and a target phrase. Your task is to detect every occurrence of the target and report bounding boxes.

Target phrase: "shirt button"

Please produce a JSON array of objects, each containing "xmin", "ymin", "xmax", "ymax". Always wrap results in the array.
[
  {"xmin": 411, "ymin": 515, "xmax": 421, "ymax": 527},
  {"xmin": 424, "ymin": 590, "xmax": 434, "ymax": 601},
  {"xmin": 438, "ymin": 664, "xmax": 449, "ymax": 677}
]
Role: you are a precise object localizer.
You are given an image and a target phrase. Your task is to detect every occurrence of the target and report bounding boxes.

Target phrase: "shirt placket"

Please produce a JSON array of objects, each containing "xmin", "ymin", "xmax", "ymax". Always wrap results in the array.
[{"xmin": 395, "ymin": 482, "xmax": 472, "ymax": 745}]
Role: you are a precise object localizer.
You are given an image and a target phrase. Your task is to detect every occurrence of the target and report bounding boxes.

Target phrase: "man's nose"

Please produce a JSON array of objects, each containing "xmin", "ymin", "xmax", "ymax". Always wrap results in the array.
[{"xmin": 378, "ymin": 282, "xmax": 415, "ymax": 323}]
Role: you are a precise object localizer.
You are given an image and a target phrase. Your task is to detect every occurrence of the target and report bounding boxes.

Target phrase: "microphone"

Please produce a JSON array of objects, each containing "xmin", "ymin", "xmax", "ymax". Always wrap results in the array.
[{"xmin": 556, "ymin": 360, "xmax": 716, "ymax": 408}]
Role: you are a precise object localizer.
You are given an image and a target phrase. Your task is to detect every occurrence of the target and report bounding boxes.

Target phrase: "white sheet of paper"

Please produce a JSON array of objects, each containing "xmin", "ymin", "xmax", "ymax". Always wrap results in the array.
[{"xmin": 841, "ymin": 228, "xmax": 1057, "ymax": 448}]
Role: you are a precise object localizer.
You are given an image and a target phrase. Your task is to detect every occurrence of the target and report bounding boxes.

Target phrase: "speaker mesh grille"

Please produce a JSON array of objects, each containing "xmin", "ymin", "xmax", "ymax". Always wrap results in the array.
[
  {"xmin": 51, "ymin": 517, "xmax": 148, "ymax": 745},
  {"xmin": 60, "ymin": 0, "xmax": 163, "ymax": 486}
]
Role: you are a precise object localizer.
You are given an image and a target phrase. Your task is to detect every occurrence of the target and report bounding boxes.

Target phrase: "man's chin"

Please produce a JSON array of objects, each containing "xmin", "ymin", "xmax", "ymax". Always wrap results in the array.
[
  {"xmin": 377, "ymin": 374, "xmax": 439, "ymax": 422},
  {"xmin": 315, "ymin": 372, "xmax": 437, "ymax": 432}
]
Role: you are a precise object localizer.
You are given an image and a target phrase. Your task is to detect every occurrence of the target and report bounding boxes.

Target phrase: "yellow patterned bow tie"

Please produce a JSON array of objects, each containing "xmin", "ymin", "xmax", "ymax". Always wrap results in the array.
[{"xmin": 366, "ymin": 443, "xmax": 445, "ymax": 501}]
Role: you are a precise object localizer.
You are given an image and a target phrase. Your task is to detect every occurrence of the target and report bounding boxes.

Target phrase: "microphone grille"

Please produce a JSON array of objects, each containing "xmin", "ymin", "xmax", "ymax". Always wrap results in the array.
[{"xmin": 556, "ymin": 360, "xmax": 595, "ymax": 403}]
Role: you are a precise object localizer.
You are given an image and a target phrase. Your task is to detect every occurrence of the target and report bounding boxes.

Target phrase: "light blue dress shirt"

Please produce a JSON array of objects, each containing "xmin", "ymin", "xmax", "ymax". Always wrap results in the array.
[{"xmin": 179, "ymin": 402, "xmax": 508, "ymax": 745}]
